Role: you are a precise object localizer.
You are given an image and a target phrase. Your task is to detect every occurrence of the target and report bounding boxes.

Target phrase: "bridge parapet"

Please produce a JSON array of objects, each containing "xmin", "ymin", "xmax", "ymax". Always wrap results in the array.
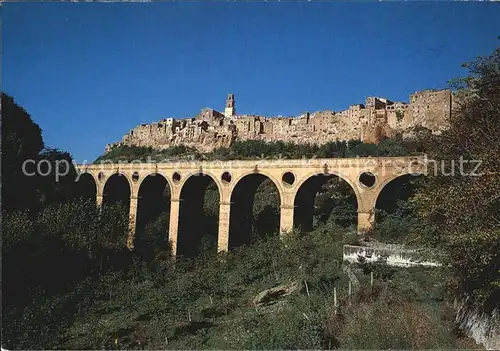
[{"xmin": 77, "ymin": 155, "xmax": 427, "ymax": 172}]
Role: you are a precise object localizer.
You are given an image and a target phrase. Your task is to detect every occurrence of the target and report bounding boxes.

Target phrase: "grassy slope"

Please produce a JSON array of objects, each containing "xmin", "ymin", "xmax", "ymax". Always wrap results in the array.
[{"xmin": 61, "ymin": 228, "xmax": 476, "ymax": 350}]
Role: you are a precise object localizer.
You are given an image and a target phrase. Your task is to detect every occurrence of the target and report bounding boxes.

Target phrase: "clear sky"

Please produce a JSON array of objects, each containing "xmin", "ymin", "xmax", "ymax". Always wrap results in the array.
[{"xmin": 3, "ymin": 2, "xmax": 499, "ymax": 162}]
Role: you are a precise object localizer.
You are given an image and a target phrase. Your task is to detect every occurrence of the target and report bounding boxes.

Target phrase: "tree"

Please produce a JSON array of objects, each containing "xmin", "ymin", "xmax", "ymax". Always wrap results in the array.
[
  {"xmin": 2, "ymin": 94, "xmax": 82, "ymax": 213},
  {"xmin": 36, "ymin": 148, "xmax": 80, "ymax": 207},
  {"xmin": 2, "ymin": 93, "xmax": 44, "ymax": 212},
  {"xmin": 413, "ymin": 47, "xmax": 500, "ymax": 308}
]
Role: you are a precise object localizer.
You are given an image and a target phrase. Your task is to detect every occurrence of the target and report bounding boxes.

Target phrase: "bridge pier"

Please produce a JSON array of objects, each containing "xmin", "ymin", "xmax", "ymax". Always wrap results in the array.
[
  {"xmin": 126, "ymin": 196, "xmax": 138, "ymax": 250},
  {"xmin": 280, "ymin": 204, "xmax": 294, "ymax": 234},
  {"xmin": 357, "ymin": 210, "xmax": 375, "ymax": 234},
  {"xmin": 356, "ymin": 187, "xmax": 378, "ymax": 234},
  {"xmin": 168, "ymin": 198, "xmax": 181, "ymax": 257},
  {"xmin": 218, "ymin": 202, "xmax": 231, "ymax": 252},
  {"xmin": 78, "ymin": 156, "xmax": 427, "ymax": 256},
  {"xmin": 96, "ymin": 195, "xmax": 104, "ymax": 207}
]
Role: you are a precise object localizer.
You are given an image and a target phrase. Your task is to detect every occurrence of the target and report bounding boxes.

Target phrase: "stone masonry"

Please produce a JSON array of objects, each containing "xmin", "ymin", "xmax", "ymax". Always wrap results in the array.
[
  {"xmin": 105, "ymin": 90, "xmax": 453, "ymax": 153},
  {"xmin": 78, "ymin": 155, "xmax": 427, "ymax": 253}
]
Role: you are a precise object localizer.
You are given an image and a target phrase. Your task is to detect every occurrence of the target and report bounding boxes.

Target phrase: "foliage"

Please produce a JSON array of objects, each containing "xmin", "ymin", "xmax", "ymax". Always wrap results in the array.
[
  {"xmin": 313, "ymin": 177, "xmax": 358, "ymax": 228},
  {"xmin": 334, "ymin": 296, "xmax": 456, "ymax": 349},
  {"xmin": 94, "ymin": 137, "xmax": 425, "ymax": 163},
  {"xmin": 220, "ymin": 302, "xmax": 325, "ymax": 349},
  {"xmin": 2, "ymin": 93, "xmax": 82, "ymax": 214},
  {"xmin": 2, "ymin": 199, "xmax": 130, "ymax": 349},
  {"xmin": 5, "ymin": 47, "xmax": 498, "ymax": 349},
  {"xmin": 413, "ymin": 47, "xmax": 500, "ymax": 307},
  {"xmin": 36, "ymin": 148, "xmax": 81, "ymax": 207},
  {"xmin": 2, "ymin": 93, "xmax": 44, "ymax": 212},
  {"xmin": 396, "ymin": 109, "xmax": 405, "ymax": 122},
  {"xmin": 3, "ymin": 92, "xmax": 432, "ymax": 347},
  {"xmin": 95, "ymin": 144, "xmax": 199, "ymax": 163},
  {"xmin": 95, "ymin": 145, "xmax": 153, "ymax": 163},
  {"xmin": 137, "ymin": 211, "xmax": 172, "ymax": 260},
  {"xmin": 3, "ymin": 225, "xmax": 469, "ymax": 350},
  {"xmin": 374, "ymin": 200, "xmax": 421, "ymax": 243}
]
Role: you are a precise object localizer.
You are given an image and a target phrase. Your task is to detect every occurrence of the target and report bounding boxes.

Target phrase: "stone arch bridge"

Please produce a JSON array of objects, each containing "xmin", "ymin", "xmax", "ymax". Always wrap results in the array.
[{"xmin": 76, "ymin": 156, "xmax": 427, "ymax": 256}]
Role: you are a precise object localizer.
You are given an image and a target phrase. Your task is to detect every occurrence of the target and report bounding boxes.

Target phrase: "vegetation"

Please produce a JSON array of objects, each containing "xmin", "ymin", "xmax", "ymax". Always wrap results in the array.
[
  {"xmin": 396, "ymin": 109, "xmax": 405, "ymax": 122},
  {"xmin": 412, "ymin": 48, "xmax": 500, "ymax": 309},
  {"xmin": 0, "ymin": 94, "xmax": 472, "ymax": 349},
  {"xmin": 95, "ymin": 144, "xmax": 199, "ymax": 163},
  {"xmin": 3, "ymin": 46, "xmax": 500, "ymax": 349},
  {"xmin": 3, "ymin": 202, "xmax": 471, "ymax": 349},
  {"xmin": 95, "ymin": 134, "xmax": 428, "ymax": 163}
]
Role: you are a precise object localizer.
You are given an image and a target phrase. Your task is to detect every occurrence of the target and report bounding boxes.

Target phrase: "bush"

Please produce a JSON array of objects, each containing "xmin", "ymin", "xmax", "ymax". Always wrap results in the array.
[
  {"xmin": 335, "ymin": 297, "xmax": 457, "ymax": 349},
  {"xmin": 413, "ymin": 48, "xmax": 500, "ymax": 307},
  {"xmin": 93, "ymin": 137, "xmax": 422, "ymax": 163}
]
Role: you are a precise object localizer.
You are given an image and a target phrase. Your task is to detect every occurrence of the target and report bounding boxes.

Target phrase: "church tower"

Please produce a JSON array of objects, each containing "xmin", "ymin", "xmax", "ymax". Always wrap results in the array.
[{"xmin": 224, "ymin": 94, "xmax": 236, "ymax": 116}]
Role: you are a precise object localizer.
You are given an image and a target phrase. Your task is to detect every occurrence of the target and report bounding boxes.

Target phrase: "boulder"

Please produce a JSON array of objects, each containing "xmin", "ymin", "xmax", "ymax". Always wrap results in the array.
[{"xmin": 252, "ymin": 281, "xmax": 302, "ymax": 307}]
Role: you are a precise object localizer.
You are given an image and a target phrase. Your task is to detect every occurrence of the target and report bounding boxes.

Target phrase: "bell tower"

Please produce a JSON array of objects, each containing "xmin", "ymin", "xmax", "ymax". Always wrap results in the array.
[{"xmin": 224, "ymin": 94, "xmax": 236, "ymax": 117}]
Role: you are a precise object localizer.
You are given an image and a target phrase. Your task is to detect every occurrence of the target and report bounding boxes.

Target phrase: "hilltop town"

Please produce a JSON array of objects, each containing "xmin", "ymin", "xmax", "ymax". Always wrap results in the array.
[{"xmin": 106, "ymin": 89, "xmax": 454, "ymax": 153}]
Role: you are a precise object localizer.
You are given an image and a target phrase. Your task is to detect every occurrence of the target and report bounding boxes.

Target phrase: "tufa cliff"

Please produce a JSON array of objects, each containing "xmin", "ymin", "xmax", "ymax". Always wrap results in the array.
[{"xmin": 106, "ymin": 90, "xmax": 454, "ymax": 153}]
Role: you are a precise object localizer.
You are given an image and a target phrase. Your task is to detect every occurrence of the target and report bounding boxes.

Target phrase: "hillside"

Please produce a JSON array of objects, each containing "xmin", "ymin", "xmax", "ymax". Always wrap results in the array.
[
  {"xmin": 3, "ymin": 47, "xmax": 499, "ymax": 350},
  {"xmin": 104, "ymin": 90, "xmax": 453, "ymax": 154},
  {"xmin": 94, "ymin": 133, "xmax": 430, "ymax": 163}
]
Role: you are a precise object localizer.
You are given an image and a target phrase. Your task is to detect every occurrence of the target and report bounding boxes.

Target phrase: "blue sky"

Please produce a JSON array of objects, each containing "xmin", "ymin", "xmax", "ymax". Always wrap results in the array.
[{"xmin": 3, "ymin": 2, "xmax": 499, "ymax": 162}]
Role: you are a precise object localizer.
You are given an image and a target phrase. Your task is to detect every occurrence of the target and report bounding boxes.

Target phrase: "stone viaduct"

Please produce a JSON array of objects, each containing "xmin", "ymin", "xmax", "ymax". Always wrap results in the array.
[{"xmin": 76, "ymin": 156, "xmax": 427, "ymax": 257}]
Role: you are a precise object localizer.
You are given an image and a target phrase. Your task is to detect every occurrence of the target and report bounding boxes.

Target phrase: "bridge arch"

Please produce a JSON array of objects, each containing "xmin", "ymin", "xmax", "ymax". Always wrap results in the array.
[
  {"xmin": 177, "ymin": 170, "xmax": 223, "ymax": 203},
  {"xmin": 177, "ymin": 172, "xmax": 221, "ymax": 258},
  {"xmin": 373, "ymin": 170, "xmax": 426, "ymax": 210},
  {"xmin": 137, "ymin": 171, "xmax": 174, "ymax": 196},
  {"xmin": 229, "ymin": 170, "xmax": 284, "ymax": 205},
  {"xmin": 372, "ymin": 172, "xmax": 425, "ymax": 240},
  {"xmin": 81, "ymin": 171, "xmax": 99, "ymax": 187},
  {"xmin": 293, "ymin": 171, "xmax": 359, "ymax": 232},
  {"xmin": 229, "ymin": 172, "xmax": 282, "ymax": 250},
  {"xmin": 102, "ymin": 171, "xmax": 133, "ymax": 195},
  {"xmin": 294, "ymin": 170, "xmax": 361, "ymax": 202},
  {"xmin": 102, "ymin": 173, "xmax": 131, "ymax": 244},
  {"xmin": 102, "ymin": 172, "xmax": 131, "ymax": 207},
  {"xmin": 75, "ymin": 172, "xmax": 97, "ymax": 201},
  {"xmin": 75, "ymin": 156, "xmax": 428, "ymax": 254},
  {"xmin": 135, "ymin": 173, "xmax": 172, "ymax": 256}
]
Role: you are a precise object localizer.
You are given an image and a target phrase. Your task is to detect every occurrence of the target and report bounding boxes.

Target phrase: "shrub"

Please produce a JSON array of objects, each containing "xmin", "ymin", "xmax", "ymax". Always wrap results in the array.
[{"xmin": 335, "ymin": 297, "xmax": 457, "ymax": 349}]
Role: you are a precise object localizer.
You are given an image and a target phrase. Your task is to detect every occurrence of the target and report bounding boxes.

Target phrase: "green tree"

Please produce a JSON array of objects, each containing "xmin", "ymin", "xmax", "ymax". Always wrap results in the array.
[
  {"xmin": 413, "ymin": 47, "xmax": 500, "ymax": 307},
  {"xmin": 36, "ymin": 148, "xmax": 80, "ymax": 207},
  {"xmin": 2, "ymin": 93, "xmax": 44, "ymax": 212}
]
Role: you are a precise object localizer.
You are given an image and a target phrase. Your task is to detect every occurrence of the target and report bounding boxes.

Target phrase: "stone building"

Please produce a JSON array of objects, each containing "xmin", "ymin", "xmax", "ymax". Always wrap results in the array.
[{"xmin": 105, "ymin": 89, "xmax": 453, "ymax": 153}]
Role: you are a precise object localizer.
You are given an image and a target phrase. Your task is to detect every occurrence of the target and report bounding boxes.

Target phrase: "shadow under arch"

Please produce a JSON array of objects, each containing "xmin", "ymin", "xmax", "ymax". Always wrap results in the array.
[
  {"xmin": 229, "ymin": 173, "xmax": 281, "ymax": 250},
  {"xmin": 294, "ymin": 173, "xmax": 358, "ymax": 232},
  {"xmin": 75, "ymin": 172, "xmax": 97, "ymax": 202},
  {"xmin": 135, "ymin": 173, "xmax": 171, "ymax": 257},
  {"xmin": 103, "ymin": 173, "xmax": 131, "ymax": 210},
  {"xmin": 375, "ymin": 173, "xmax": 424, "ymax": 214},
  {"xmin": 373, "ymin": 173, "xmax": 424, "ymax": 242},
  {"xmin": 177, "ymin": 173, "xmax": 220, "ymax": 259}
]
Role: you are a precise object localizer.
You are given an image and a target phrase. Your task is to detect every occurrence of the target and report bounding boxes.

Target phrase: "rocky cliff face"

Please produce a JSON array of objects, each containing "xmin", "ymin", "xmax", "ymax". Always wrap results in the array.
[{"xmin": 105, "ymin": 90, "xmax": 453, "ymax": 153}]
